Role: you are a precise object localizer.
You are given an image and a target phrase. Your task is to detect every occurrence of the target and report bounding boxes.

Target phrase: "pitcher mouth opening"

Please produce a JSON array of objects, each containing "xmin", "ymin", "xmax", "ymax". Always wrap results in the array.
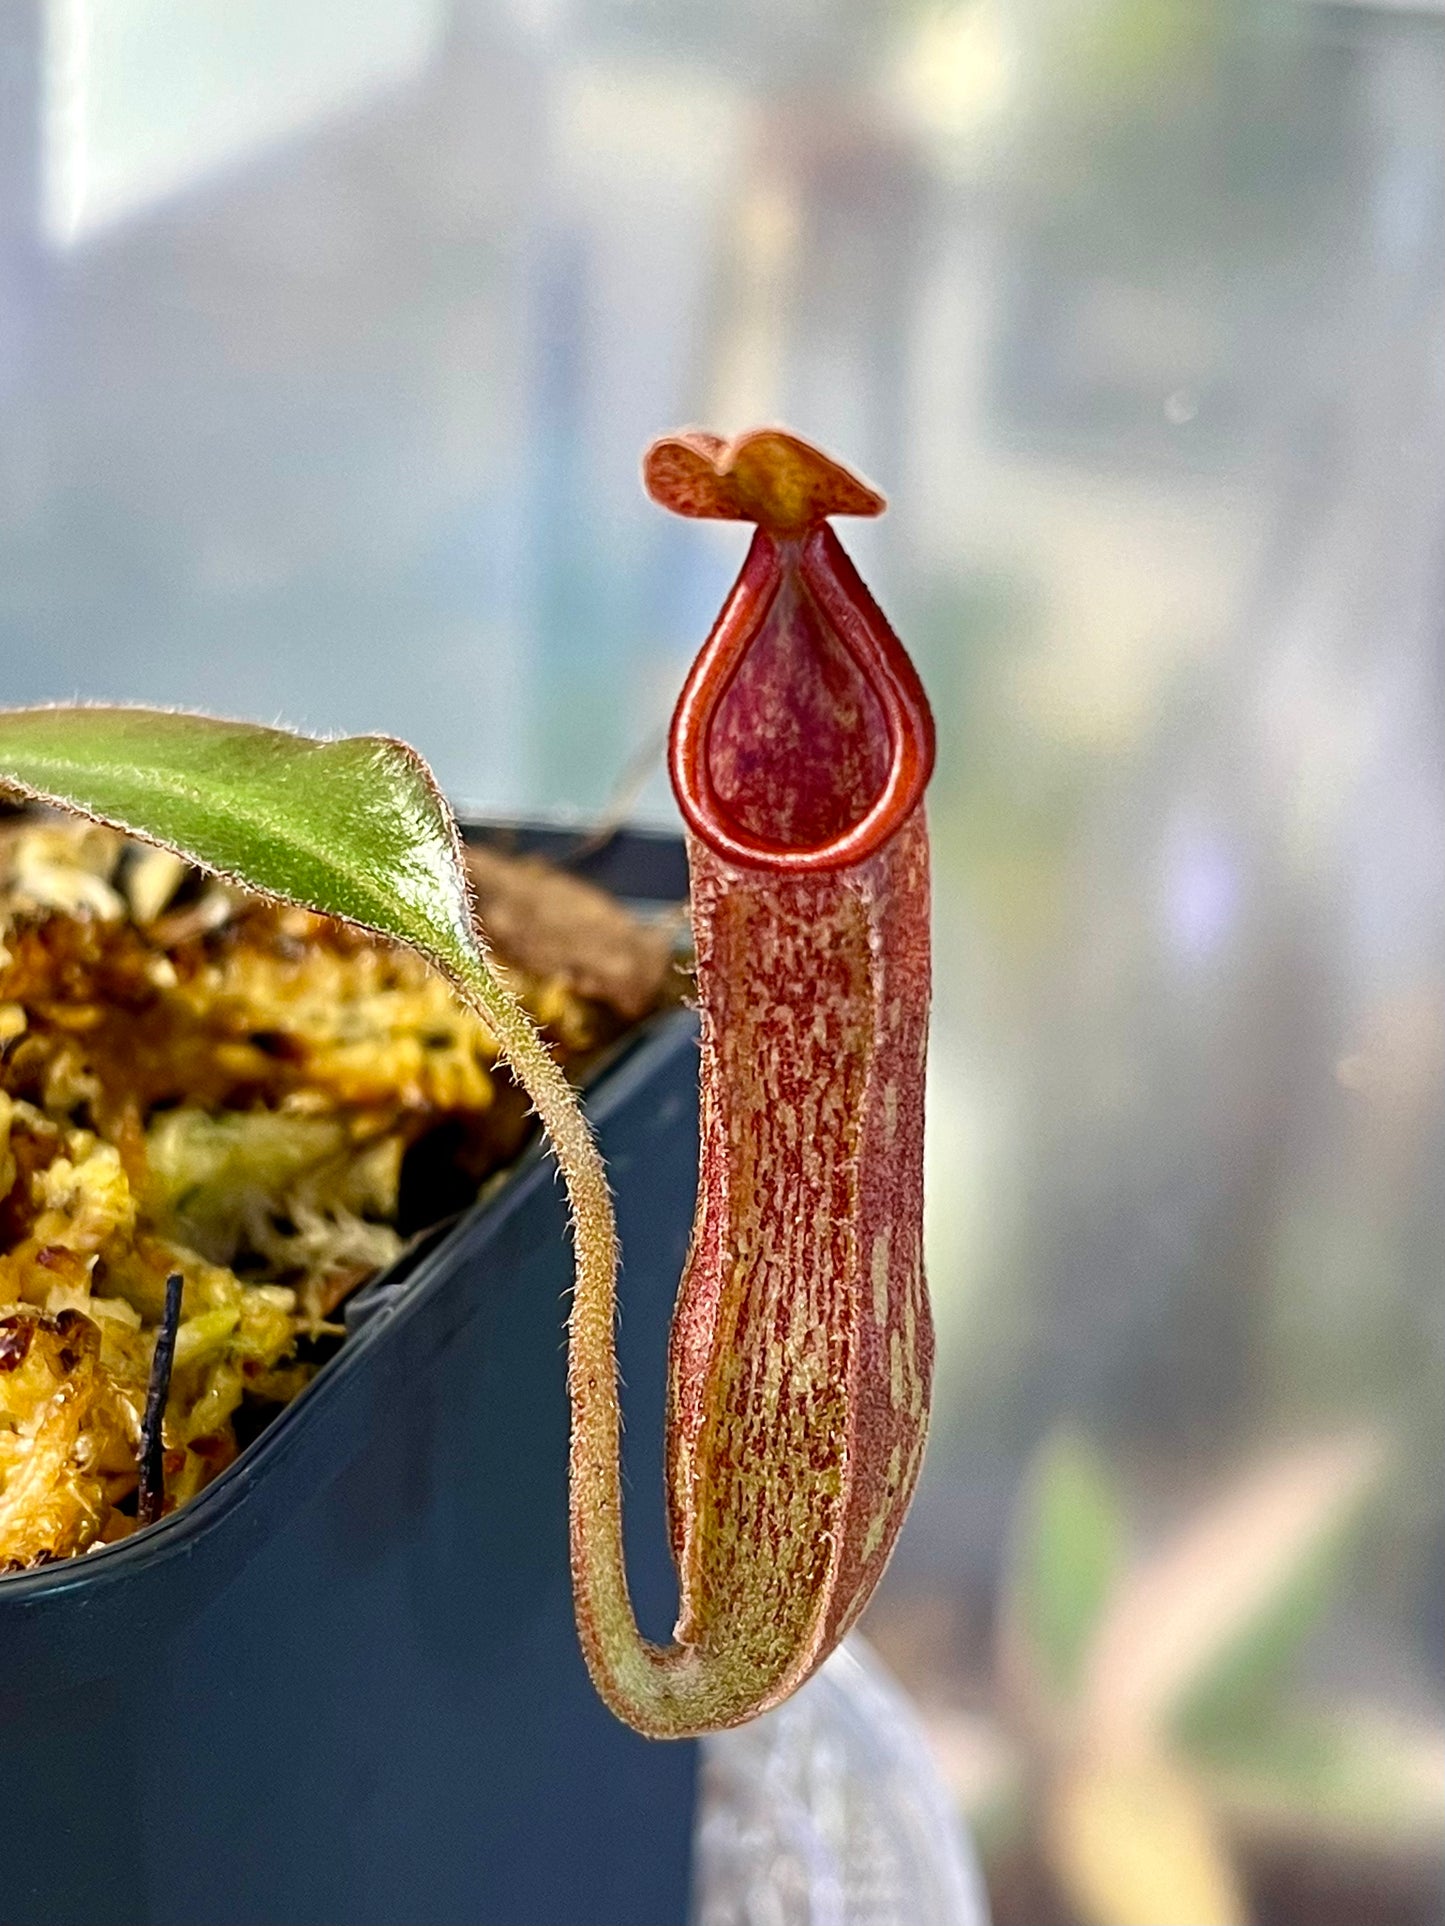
[{"xmin": 668, "ymin": 525, "xmax": 935, "ymax": 875}]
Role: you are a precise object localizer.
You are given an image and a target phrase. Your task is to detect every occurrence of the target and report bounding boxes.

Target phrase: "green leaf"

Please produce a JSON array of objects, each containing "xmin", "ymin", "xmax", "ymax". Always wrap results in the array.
[
  {"xmin": 1007, "ymin": 1430, "xmax": 1126, "ymax": 1706},
  {"xmin": 1194, "ymin": 1706, "xmax": 1445, "ymax": 1851},
  {"xmin": 0, "ymin": 706, "xmax": 481, "ymax": 985},
  {"xmin": 1168, "ymin": 1524, "xmax": 1343, "ymax": 1752},
  {"xmin": 1080, "ymin": 1433, "xmax": 1383, "ymax": 1752}
]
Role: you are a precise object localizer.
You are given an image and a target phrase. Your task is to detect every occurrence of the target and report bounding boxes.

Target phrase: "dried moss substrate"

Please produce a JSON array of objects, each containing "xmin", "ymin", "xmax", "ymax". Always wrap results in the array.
[{"xmin": 0, "ymin": 817, "xmax": 676, "ymax": 1568}]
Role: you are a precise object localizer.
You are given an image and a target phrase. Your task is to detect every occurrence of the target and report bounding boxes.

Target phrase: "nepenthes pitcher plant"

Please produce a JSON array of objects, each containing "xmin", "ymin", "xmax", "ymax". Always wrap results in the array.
[{"xmin": 0, "ymin": 426, "xmax": 936, "ymax": 1739}]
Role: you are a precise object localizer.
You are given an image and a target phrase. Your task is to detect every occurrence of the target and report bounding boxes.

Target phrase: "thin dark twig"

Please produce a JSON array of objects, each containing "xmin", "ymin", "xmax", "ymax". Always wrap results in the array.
[
  {"xmin": 138, "ymin": 1273, "xmax": 183, "ymax": 1527},
  {"xmin": 563, "ymin": 727, "xmax": 667, "ymax": 866}
]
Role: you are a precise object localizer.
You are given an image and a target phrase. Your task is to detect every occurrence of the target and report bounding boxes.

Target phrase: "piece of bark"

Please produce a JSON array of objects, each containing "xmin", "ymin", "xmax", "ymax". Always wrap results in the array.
[{"xmin": 464, "ymin": 846, "xmax": 677, "ymax": 1024}]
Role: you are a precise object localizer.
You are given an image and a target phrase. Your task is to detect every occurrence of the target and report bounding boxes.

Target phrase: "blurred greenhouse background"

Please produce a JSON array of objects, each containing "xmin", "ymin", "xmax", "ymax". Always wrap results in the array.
[{"xmin": 0, "ymin": 2, "xmax": 1442, "ymax": 1920}]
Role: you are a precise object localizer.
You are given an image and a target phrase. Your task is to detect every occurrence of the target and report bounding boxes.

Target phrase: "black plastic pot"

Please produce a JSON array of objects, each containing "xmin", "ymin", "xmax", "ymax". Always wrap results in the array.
[{"xmin": 0, "ymin": 825, "xmax": 699, "ymax": 1926}]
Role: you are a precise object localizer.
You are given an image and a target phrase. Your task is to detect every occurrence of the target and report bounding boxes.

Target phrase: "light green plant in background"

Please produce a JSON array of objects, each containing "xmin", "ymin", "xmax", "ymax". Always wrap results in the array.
[{"xmin": 951, "ymin": 1429, "xmax": 1443, "ymax": 1926}]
